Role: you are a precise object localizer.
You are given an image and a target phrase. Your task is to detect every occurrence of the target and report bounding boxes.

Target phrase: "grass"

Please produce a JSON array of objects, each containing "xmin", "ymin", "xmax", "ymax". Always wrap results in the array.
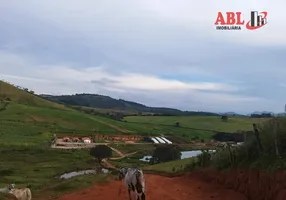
[
  {"xmin": 0, "ymin": 102, "xmax": 138, "ymax": 147},
  {"xmin": 110, "ymin": 156, "xmax": 149, "ymax": 169},
  {"xmin": 125, "ymin": 115, "xmax": 269, "ymax": 133},
  {"xmin": 0, "ymin": 147, "xmax": 106, "ymax": 197},
  {"xmin": 108, "ymin": 144, "xmax": 156, "ymax": 154},
  {"xmin": 193, "ymin": 117, "xmax": 286, "ymax": 171},
  {"xmin": 0, "ymin": 173, "xmax": 110, "ymax": 200},
  {"xmin": 0, "ymin": 80, "xmax": 68, "ymax": 110},
  {"xmin": 143, "ymin": 157, "xmax": 197, "ymax": 173},
  {"xmin": 107, "ymin": 144, "xmax": 156, "ymax": 169},
  {"xmin": 123, "ymin": 115, "xmax": 269, "ymax": 141}
]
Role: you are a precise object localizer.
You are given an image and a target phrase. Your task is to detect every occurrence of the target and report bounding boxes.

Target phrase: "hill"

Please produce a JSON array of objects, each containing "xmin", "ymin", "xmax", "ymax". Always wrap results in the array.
[
  {"xmin": 0, "ymin": 80, "xmax": 68, "ymax": 110},
  {"xmin": 0, "ymin": 81, "xmax": 269, "ymax": 142},
  {"xmin": 40, "ymin": 93, "xmax": 219, "ymax": 116}
]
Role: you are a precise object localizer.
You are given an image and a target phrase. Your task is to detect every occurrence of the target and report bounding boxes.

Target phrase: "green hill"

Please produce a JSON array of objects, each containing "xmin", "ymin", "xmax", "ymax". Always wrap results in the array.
[
  {"xmin": 40, "ymin": 93, "xmax": 219, "ymax": 116},
  {"xmin": 0, "ymin": 80, "xmax": 270, "ymax": 146},
  {"xmin": 0, "ymin": 80, "xmax": 140, "ymax": 147},
  {"xmin": 0, "ymin": 80, "xmax": 68, "ymax": 110}
]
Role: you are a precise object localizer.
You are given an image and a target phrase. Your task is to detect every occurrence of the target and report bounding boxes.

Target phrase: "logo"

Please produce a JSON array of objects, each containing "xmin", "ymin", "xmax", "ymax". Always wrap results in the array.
[{"xmin": 214, "ymin": 11, "xmax": 268, "ymax": 30}]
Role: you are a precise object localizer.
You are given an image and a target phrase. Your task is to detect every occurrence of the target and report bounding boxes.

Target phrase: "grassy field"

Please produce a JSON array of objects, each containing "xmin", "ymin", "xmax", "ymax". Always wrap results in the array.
[
  {"xmin": 125, "ymin": 115, "xmax": 268, "ymax": 133},
  {"xmin": 143, "ymin": 157, "xmax": 196, "ymax": 173},
  {"xmin": 124, "ymin": 115, "xmax": 269, "ymax": 141},
  {"xmin": 108, "ymin": 143, "xmax": 156, "ymax": 154},
  {"xmin": 0, "ymin": 102, "xmax": 129, "ymax": 147},
  {"xmin": 0, "ymin": 147, "xmax": 110, "ymax": 198}
]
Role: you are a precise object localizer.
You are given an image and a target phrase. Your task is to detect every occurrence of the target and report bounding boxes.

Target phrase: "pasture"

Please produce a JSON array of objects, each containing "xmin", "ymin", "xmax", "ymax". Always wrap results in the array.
[
  {"xmin": 0, "ymin": 102, "xmax": 134, "ymax": 147},
  {"xmin": 0, "ymin": 101, "xmax": 269, "ymax": 145},
  {"xmin": 125, "ymin": 115, "xmax": 269, "ymax": 133},
  {"xmin": 143, "ymin": 157, "xmax": 196, "ymax": 173},
  {"xmin": 0, "ymin": 147, "xmax": 109, "ymax": 199}
]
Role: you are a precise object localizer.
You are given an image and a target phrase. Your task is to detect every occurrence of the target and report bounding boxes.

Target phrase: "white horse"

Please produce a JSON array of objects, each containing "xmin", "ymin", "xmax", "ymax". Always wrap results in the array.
[{"xmin": 119, "ymin": 167, "xmax": 146, "ymax": 200}]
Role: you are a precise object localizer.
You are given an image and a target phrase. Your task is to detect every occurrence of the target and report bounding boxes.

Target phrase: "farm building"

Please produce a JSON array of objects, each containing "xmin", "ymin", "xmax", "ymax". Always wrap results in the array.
[
  {"xmin": 72, "ymin": 137, "xmax": 80, "ymax": 142},
  {"xmin": 62, "ymin": 137, "xmax": 70, "ymax": 142},
  {"xmin": 95, "ymin": 134, "xmax": 143, "ymax": 142},
  {"xmin": 82, "ymin": 137, "xmax": 91, "ymax": 143},
  {"xmin": 150, "ymin": 137, "xmax": 172, "ymax": 144}
]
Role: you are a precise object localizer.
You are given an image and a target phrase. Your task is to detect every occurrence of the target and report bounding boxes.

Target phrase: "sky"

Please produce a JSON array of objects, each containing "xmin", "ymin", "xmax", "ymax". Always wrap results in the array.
[{"xmin": 0, "ymin": 0, "xmax": 285, "ymax": 114}]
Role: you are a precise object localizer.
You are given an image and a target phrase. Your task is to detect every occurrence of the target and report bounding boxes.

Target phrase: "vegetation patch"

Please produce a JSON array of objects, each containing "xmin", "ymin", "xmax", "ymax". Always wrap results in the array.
[{"xmin": 143, "ymin": 157, "xmax": 197, "ymax": 173}]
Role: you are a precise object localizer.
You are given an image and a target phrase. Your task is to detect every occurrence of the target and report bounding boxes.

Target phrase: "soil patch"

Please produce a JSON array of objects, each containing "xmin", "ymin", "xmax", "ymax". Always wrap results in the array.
[{"xmin": 57, "ymin": 174, "xmax": 247, "ymax": 200}]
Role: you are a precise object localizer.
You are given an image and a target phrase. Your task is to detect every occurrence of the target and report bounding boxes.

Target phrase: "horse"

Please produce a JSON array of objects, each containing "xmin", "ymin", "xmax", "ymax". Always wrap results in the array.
[
  {"xmin": 119, "ymin": 167, "xmax": 146, "ymax": 200},
  {"xmin": 0, "ymin": 184, "xmax": 32, "ymax": 200}
]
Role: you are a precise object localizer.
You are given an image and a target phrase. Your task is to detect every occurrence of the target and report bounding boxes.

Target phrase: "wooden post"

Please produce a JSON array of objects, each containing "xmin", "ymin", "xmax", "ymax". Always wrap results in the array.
[
  {"xmin": 273, "ymin": 117, "xmax": 280, "ymax": 157},
  {"xmin": 253, "ymin": 123, "xmax": 263, "ymax": 152}
]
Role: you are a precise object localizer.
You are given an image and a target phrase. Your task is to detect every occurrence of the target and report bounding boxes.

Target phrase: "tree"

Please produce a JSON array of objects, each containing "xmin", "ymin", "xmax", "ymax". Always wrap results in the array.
[
  {"xmin": 175, "ymin": 122, "xmax": 180, "ymax": 127},
  {"xmin": 152, "ymin": 145, "xmax": 181, "ymax": 163},
  {"xmin": 89, "ymin": 145, "xmax": 112, "ymax": 163}
]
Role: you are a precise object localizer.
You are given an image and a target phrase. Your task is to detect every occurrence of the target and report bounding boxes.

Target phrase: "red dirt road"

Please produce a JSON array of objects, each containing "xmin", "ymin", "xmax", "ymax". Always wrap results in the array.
[{"xmin": 57, "ymin": 174, "xmax": 247, "ymax": 200}]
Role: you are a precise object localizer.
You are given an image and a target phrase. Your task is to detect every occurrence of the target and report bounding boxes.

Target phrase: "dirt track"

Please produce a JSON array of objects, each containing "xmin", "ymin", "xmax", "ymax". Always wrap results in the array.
[{"xmin": 57, "ymin": 174, "xmax": 247, "ymax": 200}]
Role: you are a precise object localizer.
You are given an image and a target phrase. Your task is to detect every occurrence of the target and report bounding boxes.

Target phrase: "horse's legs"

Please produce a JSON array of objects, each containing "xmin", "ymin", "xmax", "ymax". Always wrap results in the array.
[
  {"xmin": 134, "ymin": 191, "xmax": 138, "ymax": 200},
  {"xmin": 128, "ymin": 189, "xmax": 132, "ymax": 200},
  {"xmin": 141, "ymin": 192, "xmax": 146, "ymax": 200}
]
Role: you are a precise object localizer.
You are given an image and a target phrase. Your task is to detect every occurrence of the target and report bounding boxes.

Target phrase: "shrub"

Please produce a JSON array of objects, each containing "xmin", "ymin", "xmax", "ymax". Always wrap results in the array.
[{"xmin": 90, "ymin": 145, "xmax": 112, "ymax": 163}]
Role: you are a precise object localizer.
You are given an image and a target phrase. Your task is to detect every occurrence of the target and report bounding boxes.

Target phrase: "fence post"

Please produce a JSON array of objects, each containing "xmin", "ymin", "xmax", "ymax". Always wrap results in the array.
[
  {"xmin": 273, "ymin": 117, "xmax": 280, "ymax": 158},
  {"xmin": 253, "ymin": 123, "xmax": 263, "ymax": 152}
]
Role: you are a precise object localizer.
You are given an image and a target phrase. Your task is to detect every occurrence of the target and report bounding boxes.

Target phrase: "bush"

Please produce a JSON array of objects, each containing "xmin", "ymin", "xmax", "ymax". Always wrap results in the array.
[
  {"xmin": 152, "ymin": 145, "xmax": 181, "ymax": 163},
  {"xmin": 196, "ymin": 150, "xmax": 212, "ymax": 167},
  {"xmin": 90, "ymin": 145, "xmax": 112, "ymax": 163},
  {"xmin": 208, "ymin": 118, "xmax": 286, "ymax": 170}
]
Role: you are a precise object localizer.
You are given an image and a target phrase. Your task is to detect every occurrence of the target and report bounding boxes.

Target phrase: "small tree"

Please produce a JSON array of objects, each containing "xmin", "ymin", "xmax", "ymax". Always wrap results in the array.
[
  {"xmin": 152, "ymin": 145, "xmax": 181, "ymax": 163},
  {"xmin": 90, "ymin": 145, "xmax": 112, "ymax": 163}
]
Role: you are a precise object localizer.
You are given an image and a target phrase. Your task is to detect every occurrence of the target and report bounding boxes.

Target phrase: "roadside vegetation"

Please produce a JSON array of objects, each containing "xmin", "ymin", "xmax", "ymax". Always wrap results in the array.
[{"xmin": 188, "ymin": 117, "xmax": 286, "ymax": 171}]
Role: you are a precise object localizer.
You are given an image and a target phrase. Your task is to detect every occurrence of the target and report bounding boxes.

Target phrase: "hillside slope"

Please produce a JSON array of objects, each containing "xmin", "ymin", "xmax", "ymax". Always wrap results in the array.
[
  {"xmin": 0, "ymin": 102, "xmax": 141, "ymax": 147},
  {"xmin": 41, "ymin": 93, "xmax": 219, "ymax": 116},
  {"xmin": 0, "ymin": 80, "xmax": 68, "ymax": 110}
]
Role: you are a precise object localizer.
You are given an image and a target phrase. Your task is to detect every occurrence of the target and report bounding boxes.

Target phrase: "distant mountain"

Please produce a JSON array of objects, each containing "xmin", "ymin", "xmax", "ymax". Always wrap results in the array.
[
  {"xmin": 249, "ymin": 111, "xmax": 275, "ymax": 115},
  {"xmin": 219, "ymin": 112, "xmax": 246, "ymax": 117},
  {"xmin": 40, "ymin": 93, "xmax": 220, "ymax": 116},
  {"xmin": 248, "ymin": 111, "xmax": 274, "ymax": 118}
]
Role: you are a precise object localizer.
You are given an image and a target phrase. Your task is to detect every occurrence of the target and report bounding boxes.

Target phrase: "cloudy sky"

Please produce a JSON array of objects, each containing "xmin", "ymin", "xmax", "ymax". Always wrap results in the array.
[{"xmin": 0, "ymin": 0, "xmax": 285, "ymax": 114}]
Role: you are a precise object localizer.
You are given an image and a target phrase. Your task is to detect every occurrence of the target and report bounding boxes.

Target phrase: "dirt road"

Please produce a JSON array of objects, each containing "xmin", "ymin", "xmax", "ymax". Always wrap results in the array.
[{"xmin": 57, "ymin": 174, "xmax": 247, "ymax": 200}]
